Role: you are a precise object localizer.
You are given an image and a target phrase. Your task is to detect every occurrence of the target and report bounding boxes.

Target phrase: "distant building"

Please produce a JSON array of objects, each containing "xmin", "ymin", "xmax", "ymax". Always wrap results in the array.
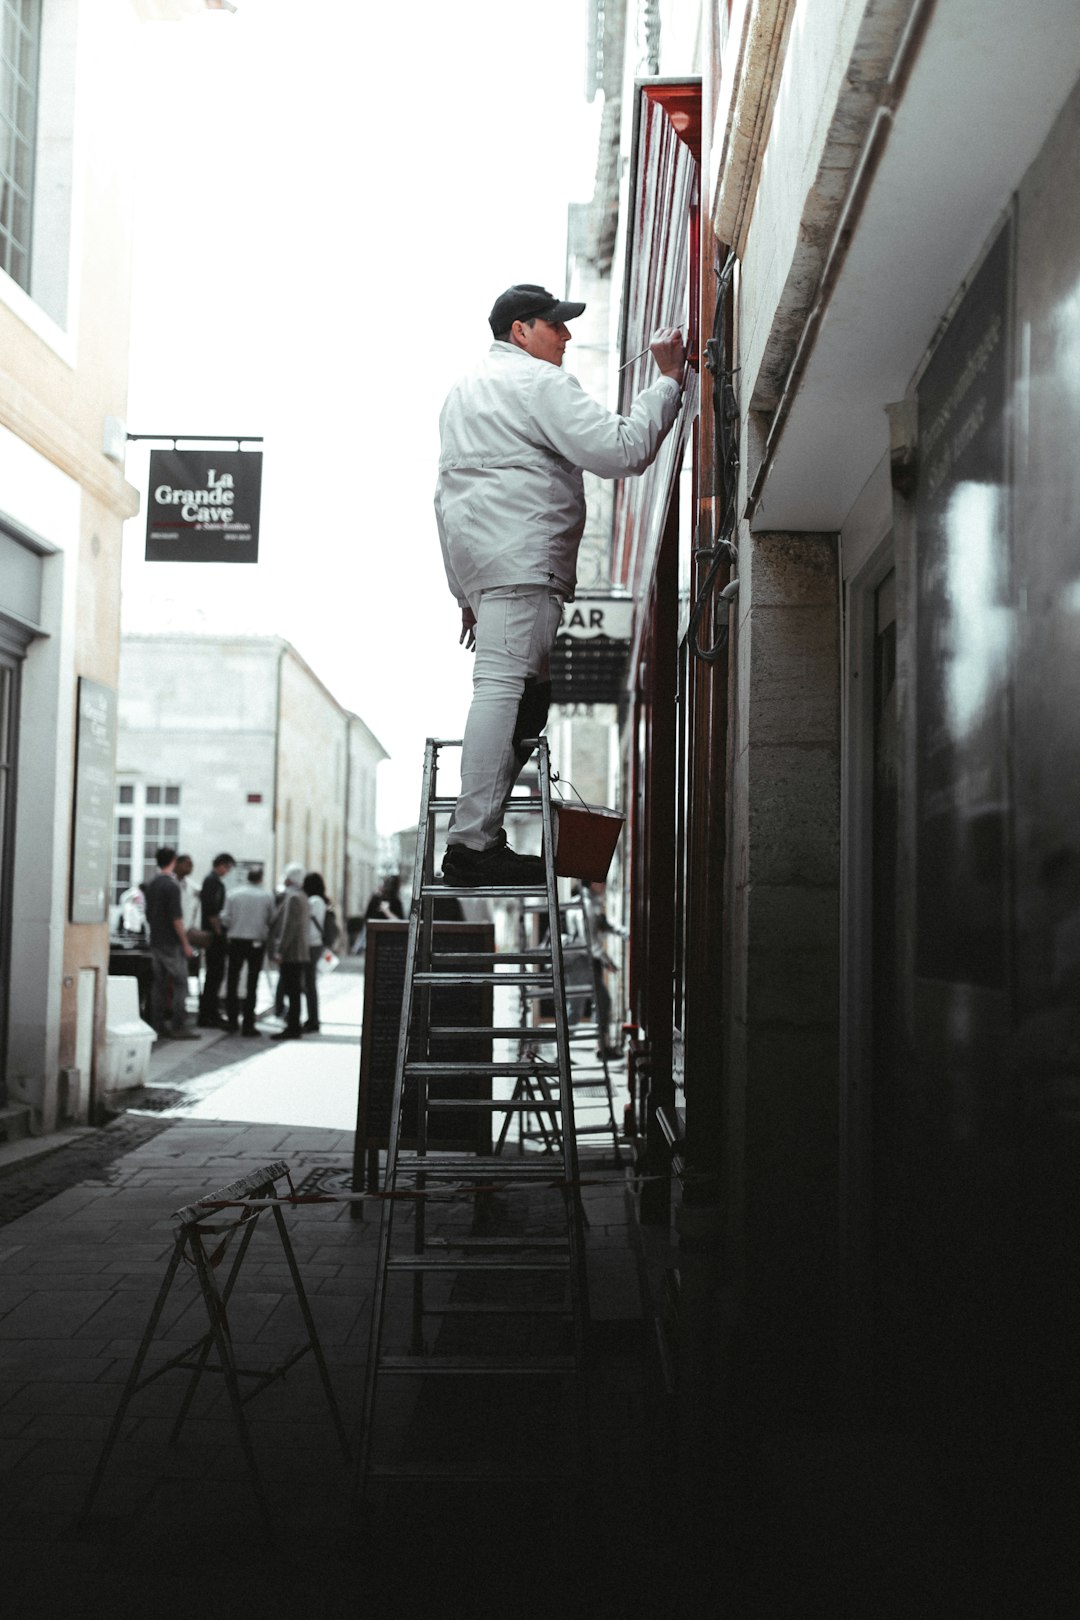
[{"xmin": 115, "ymin": 633, "xmax": 387, "ymax": 921}]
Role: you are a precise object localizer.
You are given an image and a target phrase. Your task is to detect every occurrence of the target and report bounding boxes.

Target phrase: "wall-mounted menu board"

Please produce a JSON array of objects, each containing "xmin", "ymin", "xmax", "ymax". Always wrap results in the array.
[{"xmin": 70, "ymin": 678, "xmax": 117, "ymax": 924}]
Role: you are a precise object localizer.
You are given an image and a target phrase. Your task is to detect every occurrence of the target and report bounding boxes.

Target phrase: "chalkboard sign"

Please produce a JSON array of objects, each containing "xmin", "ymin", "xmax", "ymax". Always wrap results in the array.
[
  {"xmin": 70, "ymin": 678, "xmax": 117, "ymax": 924},
  {"xmin": 914, "ymin": 216, "xmax": 1012, "ymax": 986},
  {"xmin": 354, "ymin": 920, "xmax": 494, "ymax": 1177}
]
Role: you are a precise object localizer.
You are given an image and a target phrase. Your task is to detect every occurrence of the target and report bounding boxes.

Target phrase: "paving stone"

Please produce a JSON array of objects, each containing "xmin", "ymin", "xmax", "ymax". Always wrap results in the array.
[
  {"xmin": 0, "ymin": 1073, "xmax": 690, "ymax": 1614},
  {"xmin": 0, "ymin": 1290, "xmax": 110, "ymax": 1338}
]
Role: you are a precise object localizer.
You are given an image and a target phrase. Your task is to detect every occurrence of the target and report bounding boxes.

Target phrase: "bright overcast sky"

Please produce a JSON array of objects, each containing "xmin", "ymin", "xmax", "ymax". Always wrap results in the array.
[{"xmin": 121, "ymin": 0, "xmax": 604, "ymax": 833}]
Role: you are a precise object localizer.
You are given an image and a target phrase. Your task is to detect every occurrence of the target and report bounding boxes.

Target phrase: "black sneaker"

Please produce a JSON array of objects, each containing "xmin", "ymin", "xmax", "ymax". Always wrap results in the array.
[{"xmin": 442, "ymin": 841, "xmax": 544, "ymax": 887}]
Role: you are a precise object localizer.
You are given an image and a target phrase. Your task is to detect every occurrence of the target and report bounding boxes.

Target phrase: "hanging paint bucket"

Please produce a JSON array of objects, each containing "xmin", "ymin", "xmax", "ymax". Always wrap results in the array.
[{"xmin": 553, "ymin": 800, "xmax": 625, "ymax": 882}]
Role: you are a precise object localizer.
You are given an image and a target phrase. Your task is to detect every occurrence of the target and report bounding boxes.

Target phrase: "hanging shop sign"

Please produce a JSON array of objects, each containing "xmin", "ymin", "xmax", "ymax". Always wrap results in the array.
[
  {"xmin": 145, "ymin": 447, "xmax": 262, "ymax": 563},
  {"xmin": 558, "ymin": 596, "xmax": 634, "ymax": 641},
  {"xmin": 550, "ymin": 595, "xmax": 634, "ymax": 704}
]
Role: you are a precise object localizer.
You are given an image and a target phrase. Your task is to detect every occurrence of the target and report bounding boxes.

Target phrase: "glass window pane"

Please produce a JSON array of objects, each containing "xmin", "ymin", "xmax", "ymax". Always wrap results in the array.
[
  {"xmin": 146, "ymin": 785, "xmax": 161, "ymax": 804},
  {"xmin": 18, "ymin": 25, "xmax": 34, "ymax": 80},
  {"xmin": 118, "ymin": 784, "xmax": 134, "ymax": 804},
  {"xmin": 115, "ymin": 838, "xmax": 131, "ymax": 858},
  {"xmin": 115, "ymin": 863, "xmax": 130, "ymax": 884},
  {"xmin": 163, "ymin": 818, "xmax": 179, "ymax": 838},
  {"xmin": 145, "ymin": 817, "xmax": 159, "ymax": 836},
  {"xmin": 165, "ymin": 786, "xmax": 180, "ymax": 805},
  {"xmin": 0, "ymin": 666, "xmax": 10, "ymax": 760},
  {"xmin": 12, "ymin": 135, "xmax": 30, "ymax": 193},
  {"xmin": 117, "ymin": 816, "xmax": 132, "ymax": 834}
]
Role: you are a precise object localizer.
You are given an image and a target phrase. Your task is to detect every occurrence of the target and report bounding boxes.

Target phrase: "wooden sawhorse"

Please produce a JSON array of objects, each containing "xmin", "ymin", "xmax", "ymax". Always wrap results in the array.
[{"xmin": 80, "ymin": 1160, "xmax": 350, "ymax": 1533}]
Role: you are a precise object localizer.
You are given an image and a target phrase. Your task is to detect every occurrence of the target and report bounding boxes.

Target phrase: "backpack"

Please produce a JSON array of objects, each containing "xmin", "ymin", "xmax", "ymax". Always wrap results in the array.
[{"xmin": 321, "ymin": 907, "xmax": 340, "ymax": 951}]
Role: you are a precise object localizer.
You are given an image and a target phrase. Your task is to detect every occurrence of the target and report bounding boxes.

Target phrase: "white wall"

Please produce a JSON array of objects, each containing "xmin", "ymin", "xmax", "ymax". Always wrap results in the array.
[
  {"xmin": 1, "ymin": 424, "xmax": 82, "ymax": 1121},
  {"xmin": 739, "ymin": 0, "xmax": 868, "ymax": 407}
]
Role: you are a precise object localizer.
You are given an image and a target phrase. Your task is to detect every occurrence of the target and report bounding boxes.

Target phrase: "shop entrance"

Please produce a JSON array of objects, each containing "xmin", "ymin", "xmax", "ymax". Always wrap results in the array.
[{"xmin": 0, "ymin": 649, "xmax": 20, "ymax": 1101}]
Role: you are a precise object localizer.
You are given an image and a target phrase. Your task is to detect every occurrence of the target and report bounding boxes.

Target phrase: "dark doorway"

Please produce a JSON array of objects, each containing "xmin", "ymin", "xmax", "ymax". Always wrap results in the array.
[{"xmin": 0, "ymin": 650, "xmax": 20, "ymax": 1100}]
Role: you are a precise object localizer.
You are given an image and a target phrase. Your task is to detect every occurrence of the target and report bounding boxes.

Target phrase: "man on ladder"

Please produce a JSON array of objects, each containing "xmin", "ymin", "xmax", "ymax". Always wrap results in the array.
[{"xmin": 435, "ymin": 282, "xmax": 685, "ymax": 887}]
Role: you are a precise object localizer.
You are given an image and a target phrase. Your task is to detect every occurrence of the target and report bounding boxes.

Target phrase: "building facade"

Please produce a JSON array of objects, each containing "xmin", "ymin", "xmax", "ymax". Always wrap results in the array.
[
  {"xmin": 115, "ymin": 633, "xmax": 386, "ymax": 923},
  {"xmin": 0, "ymin": 1, "xmax": 205, "ymax": 1138},
  {"xmin": 589, "ymin": 0, "xmax": 1080, "ymax": 1560}
]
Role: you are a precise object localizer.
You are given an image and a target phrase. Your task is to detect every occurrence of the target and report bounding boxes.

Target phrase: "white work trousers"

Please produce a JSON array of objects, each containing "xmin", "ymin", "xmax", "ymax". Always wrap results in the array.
[{"xmin": 449, "ymin": 584, "xmax": 564, "ymax": 850}]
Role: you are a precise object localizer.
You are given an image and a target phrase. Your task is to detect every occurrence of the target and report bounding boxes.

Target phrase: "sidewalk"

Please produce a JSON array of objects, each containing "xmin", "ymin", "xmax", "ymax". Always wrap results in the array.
[{"xmin": 0, "ymin": 972, "xmax": 696, "ymax": 1619}]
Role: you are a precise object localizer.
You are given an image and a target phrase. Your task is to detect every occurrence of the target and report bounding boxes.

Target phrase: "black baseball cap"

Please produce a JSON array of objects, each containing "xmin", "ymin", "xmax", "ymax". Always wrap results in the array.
[{"xmin": 489, "ymin": 283, "xmax": 587, "ymax": 336}]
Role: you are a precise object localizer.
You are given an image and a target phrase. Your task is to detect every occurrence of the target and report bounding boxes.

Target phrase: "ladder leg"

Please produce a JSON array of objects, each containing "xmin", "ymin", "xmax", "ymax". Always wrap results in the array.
[
  {"xmin": 191, "ymin": 1230, "xmax": 275, "ymax": 1535},
  {"xmin": 355, "ymin": 739, "xmax": 440, "ymax": 1496},
  {"xmin": 539, "ymin": 745, "xmax": 591, "ymax": 1339},
  {"xmin": 170, "ymin": 1212, "xmax": 261, "ymax": 1444}
]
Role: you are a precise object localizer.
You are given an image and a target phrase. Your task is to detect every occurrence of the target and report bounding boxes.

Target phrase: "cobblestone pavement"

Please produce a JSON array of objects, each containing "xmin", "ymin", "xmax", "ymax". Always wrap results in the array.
[
  {"xmin": 0, "ymin": 1116, "xmax": 176, "ymax": 1228},
  {"xmin": 0, "ymin": 1095, "xmax": 702, "ymax": 1619}
]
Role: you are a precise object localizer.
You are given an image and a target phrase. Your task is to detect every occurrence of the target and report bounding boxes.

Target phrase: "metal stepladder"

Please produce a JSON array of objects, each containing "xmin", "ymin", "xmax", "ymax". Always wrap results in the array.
[
  {"xmin": 500, "ymin": 888, "xmax": 625, "ymax": 1165},
  {"xmin": 355, "ymin": 736, "xmax": 589, "ymax": 1490}
]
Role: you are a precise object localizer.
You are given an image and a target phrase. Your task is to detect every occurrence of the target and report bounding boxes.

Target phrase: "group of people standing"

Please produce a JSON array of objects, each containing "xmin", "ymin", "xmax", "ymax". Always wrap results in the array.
[{"xmin": 140, "ymin": 849, "xmax": 337, "ymax": 1042}]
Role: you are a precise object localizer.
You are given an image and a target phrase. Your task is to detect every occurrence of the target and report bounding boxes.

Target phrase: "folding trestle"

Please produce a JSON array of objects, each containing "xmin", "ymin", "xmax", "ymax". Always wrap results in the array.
[
  {"xmin": 355, "ymin": 737, "xmax": 589, "ymax": 1489},
  {"xmin": 80, "ymin": 1162, "xmax": 349, "ymax": 1534}
]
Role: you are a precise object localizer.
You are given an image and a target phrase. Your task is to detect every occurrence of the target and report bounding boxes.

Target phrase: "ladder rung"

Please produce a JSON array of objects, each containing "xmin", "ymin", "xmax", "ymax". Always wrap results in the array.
[
  {"xmin": 430, "ymin": 1237, "xmax": 568, "ymax": 1251},
  {"xmin": 423, "ymin": 1302, "xmax": 569, "ymax": 1316},
  {"xmin": 417, "ymin": 1098, "xmax": 563, "ymax": 1113},
  {"xmin": 430, "ymin": 951, "xmax": 552, "ymax": 965},
  {"xmin": 421, "ymin": 883, "xmax": 547, "ymax": 899},
  {"xmin": 393, "ymin": 1162, "xmax": 571, "ymax": 1182},
  {"xmin": 378, "ymin": 1356, "xmax": 576, "ymax": 1375},
  {"xmin": 387, "ymin": 1257, "xmax": 570, "ymax": 1273},
  {"xmin": 414, "ymin": 972, "xmax": 553, "ymax": 987},
  {"xmin": 405, "ymin": 1062, "xmax": 559, "ymax": 1078},
  {"xmin": 429, "ymin": 1026, "xmax": 559, "ymax": 1040},
  {"xmin": 428, "ymin": 797, "xmax": 543, "ymax": 814}
]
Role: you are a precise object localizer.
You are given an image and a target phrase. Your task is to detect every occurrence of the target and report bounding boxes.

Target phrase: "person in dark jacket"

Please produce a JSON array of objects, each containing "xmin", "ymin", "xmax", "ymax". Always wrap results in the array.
[
  {"xmin": 267, "ymin": 863, "xmax": 311, "ymax": 1041},
  {"xmin": 301, "ymin": 870, "xmax": 329, "ymax": 1033},
  {"xmin": 197, "ymin": 852, "xmax": 235, "ymax": 1027},
  {"xmin": 143, "ymin": 846, "xmax": 197, "ymax": 1040}
]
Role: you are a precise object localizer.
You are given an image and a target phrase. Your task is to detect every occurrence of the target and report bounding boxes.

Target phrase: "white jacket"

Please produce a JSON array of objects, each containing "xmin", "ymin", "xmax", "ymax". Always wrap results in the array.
[{"xmin": 435, "ymin": 341, "xmax": 682, "ymax": 609}]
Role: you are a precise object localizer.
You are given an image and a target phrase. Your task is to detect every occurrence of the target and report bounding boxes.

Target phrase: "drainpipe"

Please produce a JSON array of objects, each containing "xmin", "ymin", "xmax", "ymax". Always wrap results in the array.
[
  {"xmin": 342, "ymin": 713, "xmax": 352, "ymax": 920},
  {"xmin": 271, "ymin": 640, "xmax": 286, "ymax": 880},
  {"xmin": 745, "ymin": 0, "xmax": 937, "ymax": 519}
]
